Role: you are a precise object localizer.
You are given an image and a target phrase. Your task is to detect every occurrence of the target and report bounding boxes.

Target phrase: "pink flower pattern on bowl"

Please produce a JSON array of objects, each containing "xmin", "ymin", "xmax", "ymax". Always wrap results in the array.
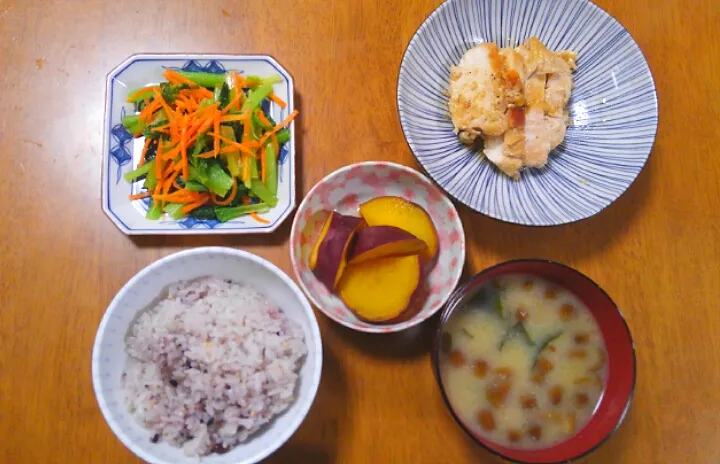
[{"xmin": 290, "ymin": 162, "xmax": 466, "ymax": 333}]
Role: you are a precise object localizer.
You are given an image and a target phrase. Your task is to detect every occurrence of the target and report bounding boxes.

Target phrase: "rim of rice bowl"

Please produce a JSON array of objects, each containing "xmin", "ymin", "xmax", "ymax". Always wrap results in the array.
[{"xmin": 92, "ymin": 247, "xmax": 323, "ymax": 464}]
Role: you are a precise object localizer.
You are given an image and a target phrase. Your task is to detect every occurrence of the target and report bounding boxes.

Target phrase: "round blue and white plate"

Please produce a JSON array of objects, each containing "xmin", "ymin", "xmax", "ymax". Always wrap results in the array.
[{"xmin": 397, "ymin": 0, "xmax": 658, "ymax": 226}]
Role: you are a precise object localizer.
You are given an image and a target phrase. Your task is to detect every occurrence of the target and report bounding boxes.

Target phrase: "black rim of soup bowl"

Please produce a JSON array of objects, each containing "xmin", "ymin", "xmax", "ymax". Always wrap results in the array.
[{"xmin": 430, "ymin": 259, "xmax": 637, "ymax": 464}]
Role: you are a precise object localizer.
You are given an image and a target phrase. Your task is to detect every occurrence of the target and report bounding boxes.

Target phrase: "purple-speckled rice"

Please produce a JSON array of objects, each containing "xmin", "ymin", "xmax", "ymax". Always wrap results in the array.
[{"xmin": 122, "ymin": 277, "xmax": 307, "ymax": 457}]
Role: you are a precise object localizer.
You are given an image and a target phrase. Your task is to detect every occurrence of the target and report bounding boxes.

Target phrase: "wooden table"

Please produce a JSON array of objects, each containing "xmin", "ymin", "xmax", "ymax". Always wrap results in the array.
[{"xmin": 1, "ymin": 0, "xmax": 718, "ymax": 462}]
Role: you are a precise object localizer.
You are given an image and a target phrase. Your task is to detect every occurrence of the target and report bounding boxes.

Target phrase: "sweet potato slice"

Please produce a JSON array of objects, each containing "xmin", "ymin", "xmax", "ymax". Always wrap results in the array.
[
  {"xmin": 309, "ymin": 213, "xmax": 334, "ymax": 270},
  {"xmin": 311, "ymin": 212, "xmax": 363, "ymax": 291},
  {"xmin": 337, "ymin": 254, "xmax": 421, "ymax": 322},
  {"xmin": 359, "ymin": 197, "xmax": 439, "ymax": 261},
  {"xmin": 348, "ymin": 226, "xmax": 427, "ymax": 264}
]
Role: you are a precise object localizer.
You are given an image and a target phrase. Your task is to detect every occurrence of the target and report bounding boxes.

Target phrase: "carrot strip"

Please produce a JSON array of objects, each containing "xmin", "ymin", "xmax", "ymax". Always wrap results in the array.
[
  {"xmin": 189, "ymin": 89, "xmax": 205, "ymax": 104},
  {"xmin": 260, "ymin": 145, "xmax": 266, "ymax": 183},
  {"xmin": 232, "ymin": 72, "xmax": 246, "ymax": 110},
  {"xmin": 196, "ymin": 117, "xmax": 215, "ymax": 134},
  {"xmin": 232, "ymin": 71, "xmax": 246, "ymax": 89},
  {"xmin": 270, "ymin": 133, "xmax": 279, "ymax": 155},
  {"xmin": 186, "ymin": 102, "xmax": 220, "ymax": 119},
  {"xmin": 256, "ymin": 110, "xmax": 298, "ymax": 147},
  {"xmin": 198, "ymin": 87, "xmax": 213, "ymax": 99},
  {"xmin": 138, "ymin": 99, "xmax": 161, "ymax": 123},
  {"xmin": 162, "ymin": 145, "xmax": 181, "ymax": 161},
  {"xmin": 152, "ymin": 191, "xmax": 194, "ymax": 201},
  {"xmin": 250, "ymin": 212, "xmax": 270, "ymax": 224},
  {"xmin": 185, "ymin": 114, "xmax": 205, "ymax": 141},
  {"xmin": 186, "ymin": 132, "xmax": 202, "ymax": 148},
  {"xmin": 181, "ymin": 195, "xmax": 210, "ymax": 213},
  {"xmin": 152, "ymin": 88, "xmax": 177, "ymax": 120},
  {"xmin": 153, "ymin": 190, "xmax": 202, "ymax": 202},
  {"xmin": 163, "ymin": 170, "xmax": 181, "ymax": 195},
  {"xmin": 163, "ymin": 68, "xmax": 198, "ymax": 88},
  {"xmin": 196, "ymin": 145, "xmax": 245, "ymax": 158},
  {"xmin": 162, "ymin": 161, "xmax": 176, "ymax": 177},
  {"xmin": 170, "ymin": 119, "xmax": 179, "ymax": 140},
  {"xmin": 257, "ymin": 110, "xmax": 272, "ymax": 127},
  {"xmin": 273, "ymin": 110, "xmax": 298, "ymax": 130},
  {"xmin": 128, "ymin": 191, "xmax": 152, "ymax": 200},
  {"xmin": 219, "ymin": 114, "xmax": 249, "ymax": 123},
  {"xmin": 151, "ymin": 124, "xmax": 170, "ymax": 133},
  {"xmin": 173, "ymin": 159, "xmax": 186, "ymax": 172},
  {"xmin": 155, "ymin": 142, "xmax": 164, "ymax": 182},
  {"xmin": 213, "ymin": 116, "xmax": 221, "ymax": 157},
  {"xmin": 180, "ymin": 116, "xmax": 189, "ymax": 181},
  {"xmin": 221, "ymin": 93, "xmax": 244, "ymax": 115},
  {"xmin": 212, "ymin": 180, "xmax": 238, "ymax": 205},
  {"xmin": 127, "ymin": 86, "xmax": 159, "ymax": 102},
  {"xmin": 153, "ymin": 180, "xmax": 163, "ymax": 206},
  {"xmin": 268, "ymin": 93, "xmax": 287, "ymax": 108},
  {"xmin": 138, "ymin": 138, "xmax": 152, "ymax": 167},
  {"xmin": 207, "ymin": 132, "xmax": 256, "ymax": 155},
  {"xmin": 195, "ymin": 150, "xmax": 219, "ymax": 159}
]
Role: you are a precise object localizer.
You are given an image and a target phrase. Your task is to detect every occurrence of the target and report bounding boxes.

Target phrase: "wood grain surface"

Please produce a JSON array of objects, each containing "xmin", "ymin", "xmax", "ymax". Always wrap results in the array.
[{"xmin": 1, "ymin": 0, "xmax": 718, "ymax": 463}]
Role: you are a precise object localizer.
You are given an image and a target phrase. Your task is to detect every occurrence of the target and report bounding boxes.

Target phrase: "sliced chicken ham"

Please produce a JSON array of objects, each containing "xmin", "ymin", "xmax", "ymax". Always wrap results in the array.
[{"xmin": 448, "ymin": 37, "xmax": 577, "ymax": 179}]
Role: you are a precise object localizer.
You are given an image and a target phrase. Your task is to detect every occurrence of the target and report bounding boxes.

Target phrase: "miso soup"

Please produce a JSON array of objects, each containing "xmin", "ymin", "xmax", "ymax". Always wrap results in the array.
[{"xmin": 439, "ymin": 274, "xmax": 607, "ymax": 448}]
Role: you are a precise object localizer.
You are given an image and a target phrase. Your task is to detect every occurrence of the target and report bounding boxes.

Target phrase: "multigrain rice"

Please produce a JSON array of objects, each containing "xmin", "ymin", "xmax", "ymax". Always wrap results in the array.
[{"xmin": 122, "ymin": 277, "xmax": 307, "ymax": 457}]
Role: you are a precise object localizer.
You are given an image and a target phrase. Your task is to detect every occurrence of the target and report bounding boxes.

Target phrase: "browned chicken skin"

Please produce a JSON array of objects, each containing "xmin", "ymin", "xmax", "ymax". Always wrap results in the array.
[{"xmin": 448, "ymin": 37, "xmax": 577, "ymax": 179}]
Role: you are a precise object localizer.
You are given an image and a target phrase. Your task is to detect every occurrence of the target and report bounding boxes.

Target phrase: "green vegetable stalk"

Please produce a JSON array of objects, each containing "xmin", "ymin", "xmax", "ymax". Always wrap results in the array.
[
  {"xmin": 215, "ymin": 83, "xmax": 230, "ymax": 109},
  {"xmin": 163, "ymin": 203, "xmax": 186, "ymax": 220},
  {"xmin": 215, "ymin": 203, "xmax": 270, "ymax": 222},
  {"xmin": 276, "ymin": 128, "xmax": 290, "ymax": 145},
  {"xmin": 207, "ymin": 163, "xmax": 233, "ymax": 197},
  {"xmin": 220, "ymin": 126, "xmax": 241, "ymax": 178},
  {"xmin": 122, "ymin": 114, "xmax": 146, "ymax": 135},
  {"xmin": 263, "ymin": 143, "xmax": 278, "ymax": 196},
  {"xmin": 145, "ymin": 202, "xmax": 163, "ymax": 220},
  {"xmin": 182, "ymin": 180, "xmax": 208, "ymax": 192},
  {"xmin": 241, "ymin": 83, "xmax": 274, "ymax": 113},
  {"xmin": 124, "ymin": 159, "xmax": 155, "ymax": 183},
  {"xmin": 188, "ymin": 205, "xmax": 217, "ymax": 220},
  {"xmin": 143, "ymin": 164, "xmax": 158, "ymax": 190},
  {"xmin": 250, "ymin": 179, "xmax": 278, "ymax": 207},
  {"xmin": 176, "ymin": 71, "xmax": 227, "ymax": 88},
  {"xmin": 246, "ymin": 74, "xmax": 283, "ymax": 85}
]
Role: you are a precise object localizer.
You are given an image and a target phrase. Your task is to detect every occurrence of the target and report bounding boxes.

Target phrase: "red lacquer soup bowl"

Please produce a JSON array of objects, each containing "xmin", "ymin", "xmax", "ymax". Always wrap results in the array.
[{"xmin": 431, "ymin": 260, "xmax": 636, "ymax": 463}]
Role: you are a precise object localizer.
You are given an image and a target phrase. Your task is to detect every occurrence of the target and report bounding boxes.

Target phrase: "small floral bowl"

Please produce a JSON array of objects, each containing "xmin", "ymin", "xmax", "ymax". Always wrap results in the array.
[{"xmin": 290, "ymin": 161, "xmax": 466, "ymax": 333}]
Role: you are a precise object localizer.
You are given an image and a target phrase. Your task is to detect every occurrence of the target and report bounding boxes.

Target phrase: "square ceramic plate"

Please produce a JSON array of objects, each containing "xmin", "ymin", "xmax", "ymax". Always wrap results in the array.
[{"xmin": 101, "ymin": 54, "xmax": 296, "ymax": 234}]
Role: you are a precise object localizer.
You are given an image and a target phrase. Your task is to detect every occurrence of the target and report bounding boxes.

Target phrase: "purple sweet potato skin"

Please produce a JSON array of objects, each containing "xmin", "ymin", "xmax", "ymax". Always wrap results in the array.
[
  {"xmin": 312, "ymin": 212, "xmax": 362, "ymax": 291},
  {"xmin": 349, "ymin": 226, "xmax": 423, "ymax": 259}
]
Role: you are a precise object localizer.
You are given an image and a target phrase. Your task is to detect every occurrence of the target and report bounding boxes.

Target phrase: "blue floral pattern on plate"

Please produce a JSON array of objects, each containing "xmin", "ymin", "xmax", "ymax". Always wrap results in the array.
[{"xmin": 101, "ymin": 54, "xmax": 296, "ymax": 235}]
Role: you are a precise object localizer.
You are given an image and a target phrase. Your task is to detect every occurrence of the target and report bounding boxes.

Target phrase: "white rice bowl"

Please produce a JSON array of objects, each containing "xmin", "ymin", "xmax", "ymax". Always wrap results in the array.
[
  {"xmin": 92, "ymin": 248, "xmax": 322, "ymax": 464},
  {"xmin": 124, "ymin": 277, "xmax": 307, "ymax": 456}
]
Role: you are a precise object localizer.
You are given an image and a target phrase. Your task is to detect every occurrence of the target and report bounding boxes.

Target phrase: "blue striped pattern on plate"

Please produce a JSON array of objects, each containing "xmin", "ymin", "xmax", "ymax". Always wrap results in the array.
[{"xmin": 397, "ymin": 0, "xmax": 658, "ymax": 226}]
